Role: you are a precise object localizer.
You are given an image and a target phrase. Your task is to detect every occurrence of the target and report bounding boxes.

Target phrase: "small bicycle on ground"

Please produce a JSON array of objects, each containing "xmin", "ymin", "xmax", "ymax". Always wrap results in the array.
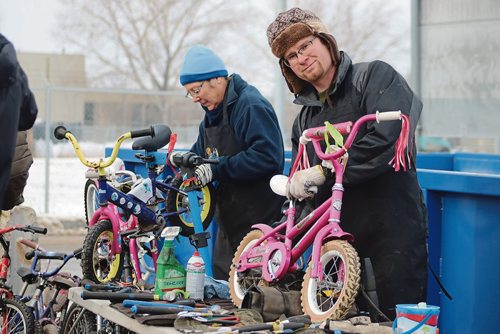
[
  {"xmin": 16, "ymin": 239, "xmax": 82, "ymax": 333},
  {"xmin": 0, "ymin": 224, "xmax": 47, "ymax": 334},
  {"xmin": 229, "ymin": 111, "xmax": 411, "ymax": 322}
]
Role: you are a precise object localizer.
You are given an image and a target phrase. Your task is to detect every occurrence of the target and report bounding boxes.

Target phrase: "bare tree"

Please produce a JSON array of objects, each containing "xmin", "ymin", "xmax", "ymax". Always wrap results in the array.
[
  {"xmin": 55, "ymin": 0, "xmax": 409, "ymax": 91},
  {"xmin": 56, "ymin": 0, "xmax": 245, "ymax": 90},
  {"xmin": 289, "ymin": 0, "xmax": 410, "ymax": 72}
]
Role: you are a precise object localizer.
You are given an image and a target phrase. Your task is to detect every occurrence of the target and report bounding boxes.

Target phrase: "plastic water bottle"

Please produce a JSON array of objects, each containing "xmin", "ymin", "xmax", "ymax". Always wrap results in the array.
[
  {"xmin": 185, "ymin": 250, "xmax": 205, "ymax": 301},
  {"xmin": 128, "ymin": 178, "xmax": 153, "ymax": 202}
]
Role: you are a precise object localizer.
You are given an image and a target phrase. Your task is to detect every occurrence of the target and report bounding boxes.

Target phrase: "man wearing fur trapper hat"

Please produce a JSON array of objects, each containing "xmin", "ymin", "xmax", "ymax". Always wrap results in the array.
[
  {"xmin": 267, "ymin": 8, "xmax": 428, "ymax": 319},
  {"xmin": 171, "ymin": 45, "xmax": 285, "ymax": 280}
]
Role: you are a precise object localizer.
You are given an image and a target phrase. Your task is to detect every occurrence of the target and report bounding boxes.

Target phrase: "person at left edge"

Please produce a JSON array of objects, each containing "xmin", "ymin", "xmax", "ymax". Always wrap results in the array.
[
  {"xmin": 0, "ymin": 34, "xmax": 38, "ymax": 210},
  {"xmin": 174, "ymin": 45, "xmax": 285, "ymax": 280}
]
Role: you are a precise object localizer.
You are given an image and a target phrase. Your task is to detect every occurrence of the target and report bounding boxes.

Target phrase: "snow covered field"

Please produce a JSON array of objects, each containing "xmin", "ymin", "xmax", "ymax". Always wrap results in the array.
[{"xmin": 23, "ymin": 157, "xmax": 89, "ymax": 218}]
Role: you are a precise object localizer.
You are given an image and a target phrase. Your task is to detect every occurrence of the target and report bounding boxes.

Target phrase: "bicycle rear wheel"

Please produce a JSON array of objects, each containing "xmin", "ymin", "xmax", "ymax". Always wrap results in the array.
[
  {"xmin": 59, "ymin": 303, "xmax": 96, "ymax": 334},
  {"xmin": 165, "ymin": 176, "xmax": 216, "ymax": 236},
  {"xmin": 0, "ymin": 297, "xmax": 36, "ymax": 334},
  {"xmin": 81, "ymin": 220, "xmax": 124, "ymax": 283},
  {"xmin": 301, "ymin": 240, "xmax": 360, "ymax": 322}
]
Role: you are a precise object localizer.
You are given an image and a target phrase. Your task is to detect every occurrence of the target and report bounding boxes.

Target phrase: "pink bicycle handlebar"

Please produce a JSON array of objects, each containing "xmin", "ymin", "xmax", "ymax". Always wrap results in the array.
[{"xmin": 302, "ymin": 111, "xmax": 402, "ymax": 161}]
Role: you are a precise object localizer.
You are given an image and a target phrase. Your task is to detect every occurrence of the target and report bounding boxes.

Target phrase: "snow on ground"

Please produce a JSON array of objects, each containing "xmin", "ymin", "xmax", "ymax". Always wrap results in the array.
[
  {"xmin": 23, "ymin": 141, "xmax": 193, "ymax": 219},
  {"xmin": 23, "ymin": 157, "xmax": 90, "ymax": 218}
]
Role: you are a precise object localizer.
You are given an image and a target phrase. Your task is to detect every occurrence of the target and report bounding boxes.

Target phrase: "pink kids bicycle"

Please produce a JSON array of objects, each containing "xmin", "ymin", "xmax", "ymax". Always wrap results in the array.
[{"xmin": 229, "ymin": 111, "xmax": 411, "ymax": 322}]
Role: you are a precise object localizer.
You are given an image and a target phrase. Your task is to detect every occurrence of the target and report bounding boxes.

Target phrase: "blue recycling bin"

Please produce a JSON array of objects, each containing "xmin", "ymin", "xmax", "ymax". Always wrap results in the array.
[{"xmin": 417, "ymin": 152, "xmax": 500, "ymax": 334}]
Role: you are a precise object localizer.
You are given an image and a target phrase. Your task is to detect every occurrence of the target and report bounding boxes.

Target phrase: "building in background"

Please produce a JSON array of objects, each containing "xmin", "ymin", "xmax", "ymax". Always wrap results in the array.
[
  {"xmin": 415, "ymin": 0, "xmax": 500, "ymax": 153},
  {"xmin": 17, "ymin": 53, "xmax": 205, "ymax": 154}
]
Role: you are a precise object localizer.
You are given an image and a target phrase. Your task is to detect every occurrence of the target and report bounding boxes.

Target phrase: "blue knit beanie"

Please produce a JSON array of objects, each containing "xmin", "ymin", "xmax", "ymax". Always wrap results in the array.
[{"xmin": 179, "ymin": 45, "xmax": 228, "ymax": 85}]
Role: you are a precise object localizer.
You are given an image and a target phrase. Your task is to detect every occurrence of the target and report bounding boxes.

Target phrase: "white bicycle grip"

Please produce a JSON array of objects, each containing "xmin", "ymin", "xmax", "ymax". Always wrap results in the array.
[{"xmin": 376, "ymin": 110, "xmax": 401, "ymax": 122}]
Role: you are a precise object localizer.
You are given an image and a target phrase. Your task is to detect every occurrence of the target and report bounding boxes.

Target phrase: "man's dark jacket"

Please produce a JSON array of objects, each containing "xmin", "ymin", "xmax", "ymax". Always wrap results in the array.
[{"xmin": 291, "ymin": 52, "xmax": 428, "ymax": 317}]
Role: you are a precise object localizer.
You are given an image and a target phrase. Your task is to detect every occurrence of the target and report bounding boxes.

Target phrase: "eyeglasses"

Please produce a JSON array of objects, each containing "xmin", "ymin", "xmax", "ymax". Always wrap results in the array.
[
  {"xmin": 283, "ymin": 36, "xmax": 317, "ymax": 68},
  {"xmin": 185, "ymin": 81, "xmax": 206, "ymax": 99}
]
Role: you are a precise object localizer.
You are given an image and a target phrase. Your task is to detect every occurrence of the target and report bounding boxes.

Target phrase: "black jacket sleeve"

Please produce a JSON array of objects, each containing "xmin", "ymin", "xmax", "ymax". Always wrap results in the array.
[
  {"xmin": 0, "ymin": 34, "xmax": 38, "ymax": 130},
  {"xmin": 0, "ymin": 38, "xmax": 18, "ymax": 88},
  {"xmin": 344, "ymin": 61, "xmax": 422, "ymax": 184},
  {"xmin": 17, "ymin": 67, "xmax": 38, "ymax": 131}
]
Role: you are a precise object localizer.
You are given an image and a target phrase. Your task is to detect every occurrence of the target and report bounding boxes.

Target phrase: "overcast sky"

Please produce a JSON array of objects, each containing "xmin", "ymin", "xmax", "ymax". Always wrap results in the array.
[{"xmin": 0, "ymin": 0, "xmax": 62, "ymax": 53}]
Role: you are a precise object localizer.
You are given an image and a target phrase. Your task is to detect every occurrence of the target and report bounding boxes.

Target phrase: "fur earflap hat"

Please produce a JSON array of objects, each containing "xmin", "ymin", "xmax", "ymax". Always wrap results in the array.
[{"xmin": 267, "ymin": 8, "xmax": 341, "ymax": 94}]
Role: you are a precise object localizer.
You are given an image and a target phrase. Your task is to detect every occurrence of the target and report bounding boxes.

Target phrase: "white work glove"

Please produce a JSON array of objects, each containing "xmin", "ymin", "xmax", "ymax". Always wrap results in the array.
[
  {"xmin": 286, "ymin": 165, "xmax": 326, "ymax": 200},
  {"xmin": 194, "ymin": 164, "xmax": 213, "ymax": 186}
]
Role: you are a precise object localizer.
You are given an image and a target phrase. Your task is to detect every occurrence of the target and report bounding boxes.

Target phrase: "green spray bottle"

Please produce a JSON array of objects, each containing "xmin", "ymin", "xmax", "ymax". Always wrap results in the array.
[{"xmin": 154, "ymin": 226, "xmax": 186, "ymax": 299}]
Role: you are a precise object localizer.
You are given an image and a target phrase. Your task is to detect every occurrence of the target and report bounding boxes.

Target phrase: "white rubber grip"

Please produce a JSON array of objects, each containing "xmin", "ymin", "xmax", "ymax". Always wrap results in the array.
[{"xmin": 376, "ymin": 110, "xmax": 401, "ymax": 122}]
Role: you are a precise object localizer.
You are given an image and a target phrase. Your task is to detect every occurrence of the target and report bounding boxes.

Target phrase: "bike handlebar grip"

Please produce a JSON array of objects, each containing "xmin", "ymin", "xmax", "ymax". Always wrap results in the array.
[
  {"xmin": 37, "ymin": 252, "xmax": 66, "ymax": 260},
  {"xmin": 73, "ymin": 247, "xmax": 83, "ymax": 259},
  {"xmin": 54, "ymin": 126, "xmax": 70, "ymax": 140},
  {"xmin": 131, "ymin": 305, "xmax": 181, "ymax": 315},
  {"xmin": 81, "ymin": 290, "xmax": 155, "ymax": 302},
  {"xmin": 376, "ymin": 110, "xmax": 401, "ymax": 122},
  {"xmin": 130, "ymin": 126, "xmax": 155, "ymax": 139},
  {"xmin": 27, "ymin": 226, "xmax": 48, "ymax": 235}
]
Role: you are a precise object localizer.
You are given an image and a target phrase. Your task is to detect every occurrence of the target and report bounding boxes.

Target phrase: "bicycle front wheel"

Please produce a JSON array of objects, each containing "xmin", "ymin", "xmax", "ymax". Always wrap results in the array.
[
  {"xmin": 81, "ymin": 219, "xmax": 124, "ymax": 283},
  {"xmin": 0, "ymin": 297, "xmax": 36, "ymax": 334},
  {"xmin": 301, "ymin": 240, "xmax": 360, "ymax": 322},
  {"xmin": 60, "ymin": 303, "xmax": 96, "ymax": 334}
]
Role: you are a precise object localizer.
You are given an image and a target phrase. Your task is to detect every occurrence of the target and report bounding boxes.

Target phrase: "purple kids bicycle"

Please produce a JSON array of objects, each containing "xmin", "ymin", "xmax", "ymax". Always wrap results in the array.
[{"xmin": 229, "ymin": 111, "xmax": 411, "ymax": 322}]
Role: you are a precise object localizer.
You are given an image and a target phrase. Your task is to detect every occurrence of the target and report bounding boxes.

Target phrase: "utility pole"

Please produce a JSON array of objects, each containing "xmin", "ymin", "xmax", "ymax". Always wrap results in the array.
[{"xmin": 275, "ymin": 0, "xmax": 288, "ymax": 144}]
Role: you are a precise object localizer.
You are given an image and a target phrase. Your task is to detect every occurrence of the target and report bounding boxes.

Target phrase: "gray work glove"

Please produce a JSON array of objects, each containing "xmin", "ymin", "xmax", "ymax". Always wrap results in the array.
[
  {"xmin": 194, "ymin": 164, "xmax": 213, "ymax": 186},
  {"xmin": 286, "ymin": 165, "xmax": 326, "ymax": 201}
]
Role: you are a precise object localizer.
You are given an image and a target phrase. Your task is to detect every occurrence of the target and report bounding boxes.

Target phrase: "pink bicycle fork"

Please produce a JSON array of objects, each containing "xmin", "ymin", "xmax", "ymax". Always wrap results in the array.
[{"xmin": 238, "ymin": 156, "xmax": 354, "ymax": 283}]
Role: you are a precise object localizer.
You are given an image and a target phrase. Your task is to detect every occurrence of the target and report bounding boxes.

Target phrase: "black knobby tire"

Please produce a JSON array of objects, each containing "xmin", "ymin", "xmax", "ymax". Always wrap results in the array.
[
  {"xmin": 81, "ymin": 220, "xmax": 124, "ymax": 283},
  {"xmin": 165, "ymin": 175, "xmax": 216, "ymax": 236},
  {"xmin": 84, "ymin": 179, "xmax": 99, "ymax": 226},
  {"xmin": 34, "ymin": 320, "xmax": 43, "ymax": 334},
  {"xmin": 59, "ymin": 303, "xmax": 96, "ymax": 334},
  {"xmin": 0, "ymin": 297, "xmax": 37, "ymax": 334}
]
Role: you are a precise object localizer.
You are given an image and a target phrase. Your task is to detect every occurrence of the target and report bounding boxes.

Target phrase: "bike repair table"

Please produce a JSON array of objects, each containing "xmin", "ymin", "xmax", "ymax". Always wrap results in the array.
[{"xmin": 69, "ymin": 287, "xmax": 179, "ymax": 333}]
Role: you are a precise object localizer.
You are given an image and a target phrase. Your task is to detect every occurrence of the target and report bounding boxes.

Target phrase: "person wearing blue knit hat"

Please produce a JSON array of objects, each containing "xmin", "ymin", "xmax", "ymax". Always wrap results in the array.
[{"xmin": 171, "ymin": 45, "xmax": 285, "ymax": 280}]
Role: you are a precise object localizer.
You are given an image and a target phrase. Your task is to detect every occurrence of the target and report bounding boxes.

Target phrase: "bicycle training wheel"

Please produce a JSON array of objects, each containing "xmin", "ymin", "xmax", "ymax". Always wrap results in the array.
[
  {"xmin": 60, "ymin": 303, "xmax": 96, "ymax": 334},
  {"xmin": 229, "ymin": 230, "xmax": 269, "ymax": 307},
  {"xmin": 84, "ymin": 179, "xmax": 99, "ymax": 226},
  {"xmin": 301, "ymin": 240, "xmax": 360, "ymax": 322},
  {"xmin": 81, "ymin": 220, "xmax": 123, "ymax": 283},
  {"xmin": 165, "ymin": 175, "xmax": 216, "ymax": 237},
  {"xmin": 0, "ymin": 297, "xmax": 36, "ymax": 334}
]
